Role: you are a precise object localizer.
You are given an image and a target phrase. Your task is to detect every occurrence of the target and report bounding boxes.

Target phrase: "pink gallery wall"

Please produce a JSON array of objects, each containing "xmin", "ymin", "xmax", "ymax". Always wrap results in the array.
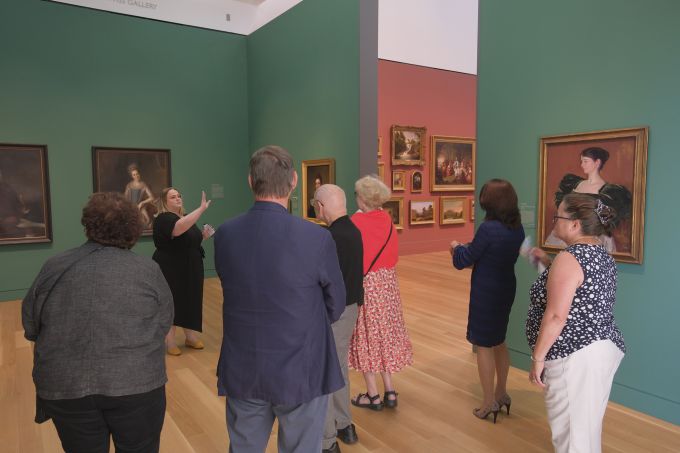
[{"xmin": 378, "ymin": 59, "xmax": 477, "ymax": 255}]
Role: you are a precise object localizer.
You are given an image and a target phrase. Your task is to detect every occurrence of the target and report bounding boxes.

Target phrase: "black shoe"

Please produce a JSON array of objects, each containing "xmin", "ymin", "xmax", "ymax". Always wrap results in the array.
[
  {"xmin": 322, "ymin": 441, "xmax": 341, "ymax": 453},
  {"xmin": 384, "ymin": 390, "xmax": 398, "ymax": 409},
  {"xmin": 336, "ymin": 423, "xmax": 358, "ymax": 444}
]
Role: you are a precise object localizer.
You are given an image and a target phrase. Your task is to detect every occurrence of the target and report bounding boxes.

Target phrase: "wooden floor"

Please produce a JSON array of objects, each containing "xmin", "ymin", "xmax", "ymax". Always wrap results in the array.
[{"xmin": 1, "ymin": 251, "xmax": 679, "ymax": 452}]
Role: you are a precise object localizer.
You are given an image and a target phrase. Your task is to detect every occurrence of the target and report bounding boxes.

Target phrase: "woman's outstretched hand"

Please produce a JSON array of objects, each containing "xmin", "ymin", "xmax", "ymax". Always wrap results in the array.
[{"xmin": 200, "ymin": 191, "xmax": 212, "ymax": 211}]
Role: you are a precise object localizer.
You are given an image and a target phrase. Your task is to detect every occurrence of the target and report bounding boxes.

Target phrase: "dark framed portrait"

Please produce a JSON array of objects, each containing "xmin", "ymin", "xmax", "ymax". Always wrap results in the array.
[
  {"xmin": 440, "ymin": 196, "xmax": 467, "ymax": 225},
  {"xmin": 302, "ymin": 158, "xmax": 335, "ymax": 223},
  {"xmin": 409, "ymin": 200, "xmax": 435, "ymax": 225},
  {"xmin": 430, "ymin": 135, "xmax": 475, "ymax": 191},
  {"xmin": 411, "ymin": 170, "xmax": 423, "ymax": 193},
  {"xmin": 537, "ymin": 127, "xmax": 648, "ymax": 264},
  {"xmin": 391, "ymin": 125, "xmax": 426, "ymax": 166},
  {"xmin": 92, "ymin": 147, "xmax": 171, "ymax": 235},
  {"xmin": 0, "ymin": 144, "xmax": 52, "ymax": 245},
  {"xmin": 382, "ymin": 196, "xmax": 404, "ymax": 230}
]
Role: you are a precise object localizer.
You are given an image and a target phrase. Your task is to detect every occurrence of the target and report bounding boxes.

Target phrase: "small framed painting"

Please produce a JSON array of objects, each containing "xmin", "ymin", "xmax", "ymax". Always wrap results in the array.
[
  {"xmin": 377, "ymin": 162, "xmax": 385, "ymax": 182},
  {"xmin": 391, "ymin": 125, "xmax": 426, "ymax": 166},
  {"xmin": 302, "ymin": 158, "xmax": 336, "ymax": 223},
  {"xmin": 470, "ymin": 198, "xmax": 475, "ymax": 221},
  {"xmin": 440, "ymin": 196, "xmax": 467, "ymax": 225},
  {"xmin": 392, "ymin": 170, "xmax": 406, "ymax": 191},
  {"xmin": 382, "ymin": 197, "xmax": 404, "ymax": 230},
  {"xmin": 411, "ymin": 170, "xmax": 423, "ymax": 193},
  {"xmin": 409, "ymin": 200, "xmax": 435, "ymax": 225}
]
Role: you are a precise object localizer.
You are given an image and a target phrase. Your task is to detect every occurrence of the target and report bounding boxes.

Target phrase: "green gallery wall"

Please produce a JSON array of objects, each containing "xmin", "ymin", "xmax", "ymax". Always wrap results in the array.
[
  {"xmin": 477, "ymin": 0, "xmax": 679, "ymax": 423},
  {"xmin": 247, "ymin": 0, "xmax": 362, "ymax": 214},
  {"xmin": 0, "ymin": 0, "xmax": 363, "ymax": 300}
]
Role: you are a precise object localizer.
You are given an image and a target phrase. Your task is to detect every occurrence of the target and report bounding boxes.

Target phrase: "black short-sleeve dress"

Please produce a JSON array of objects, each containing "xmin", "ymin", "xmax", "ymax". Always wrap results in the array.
[{"xmin": 152, "ymin": 212, "xmax": 204, "ymax": 331}]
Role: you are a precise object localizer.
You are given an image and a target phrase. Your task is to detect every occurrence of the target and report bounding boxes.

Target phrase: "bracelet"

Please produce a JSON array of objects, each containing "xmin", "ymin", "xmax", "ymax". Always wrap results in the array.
[{"xmin": 531, "ymin": 355, "xmax": 545, "ymax": 362}]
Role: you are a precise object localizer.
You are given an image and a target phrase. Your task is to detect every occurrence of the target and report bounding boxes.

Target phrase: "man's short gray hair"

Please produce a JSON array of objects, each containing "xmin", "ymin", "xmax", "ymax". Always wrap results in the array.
[
  {"xmin": 355, "ymin": 175, "xmax": 391, "ymax": 210},
  {"xmin": 249, "ymin": 145, "xmax": 295, "ymax": 198}
]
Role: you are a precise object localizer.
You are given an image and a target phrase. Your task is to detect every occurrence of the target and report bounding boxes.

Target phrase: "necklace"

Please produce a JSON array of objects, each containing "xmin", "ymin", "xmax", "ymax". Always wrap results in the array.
[{"xmin": 571, "ymin": 236, "xmax": 601, "ymax": 246}]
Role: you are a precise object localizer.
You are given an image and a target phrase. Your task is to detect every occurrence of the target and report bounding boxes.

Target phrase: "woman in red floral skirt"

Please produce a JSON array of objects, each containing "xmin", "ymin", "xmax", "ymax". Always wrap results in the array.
[{"xmin": 349, "ymin": 175, "xmax": 413, "ymax": 410}]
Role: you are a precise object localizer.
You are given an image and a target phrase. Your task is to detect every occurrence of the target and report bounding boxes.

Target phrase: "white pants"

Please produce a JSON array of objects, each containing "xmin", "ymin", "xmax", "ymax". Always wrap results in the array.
[{"xmin": 543, "ymin": 340, "xmax": 624, "ymax": 453}]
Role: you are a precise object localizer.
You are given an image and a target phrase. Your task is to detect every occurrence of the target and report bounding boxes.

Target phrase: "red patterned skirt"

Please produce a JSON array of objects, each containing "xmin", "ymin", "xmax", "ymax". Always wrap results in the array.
[{"xmin": 348, "ymin": 267, "xmax": 413, "ymax": 373}]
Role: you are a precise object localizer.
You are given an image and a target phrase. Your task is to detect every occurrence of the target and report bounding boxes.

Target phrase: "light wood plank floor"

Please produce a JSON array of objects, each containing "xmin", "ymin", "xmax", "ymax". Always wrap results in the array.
[{"xmin": 1, "ymin": 251, "xmax": 678, "ymax": 452}]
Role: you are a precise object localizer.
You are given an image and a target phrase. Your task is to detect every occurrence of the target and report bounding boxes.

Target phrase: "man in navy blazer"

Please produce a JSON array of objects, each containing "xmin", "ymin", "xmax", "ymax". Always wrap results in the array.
[{"xmin": 214, "ymin": 145, "xmax": 346, "ymax": 453}]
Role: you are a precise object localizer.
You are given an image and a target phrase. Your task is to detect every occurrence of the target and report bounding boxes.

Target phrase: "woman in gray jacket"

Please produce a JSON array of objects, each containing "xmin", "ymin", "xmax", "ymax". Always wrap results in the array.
[{"xmin": 22, "ymin": 192, "xmax": 173, "ymax": 453}]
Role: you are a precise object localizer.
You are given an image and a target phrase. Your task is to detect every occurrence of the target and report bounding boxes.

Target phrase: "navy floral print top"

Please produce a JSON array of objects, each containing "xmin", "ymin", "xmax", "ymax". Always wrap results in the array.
[{"xmin": 526, "ymin": 243, "xmax": 625, "ymax": 360}]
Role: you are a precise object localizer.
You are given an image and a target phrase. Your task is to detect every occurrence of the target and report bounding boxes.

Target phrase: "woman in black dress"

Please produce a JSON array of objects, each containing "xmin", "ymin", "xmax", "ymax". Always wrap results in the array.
[{"xmin": 153, "ymin": 187, "xmax": 212, "ymax": 356}]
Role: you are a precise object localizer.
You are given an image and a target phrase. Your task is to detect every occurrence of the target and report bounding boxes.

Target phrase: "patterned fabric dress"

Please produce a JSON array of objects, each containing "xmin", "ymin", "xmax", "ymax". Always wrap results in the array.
[{"xmin": 348, "ymin": 210, "xmax": 413, "ymax": 373}]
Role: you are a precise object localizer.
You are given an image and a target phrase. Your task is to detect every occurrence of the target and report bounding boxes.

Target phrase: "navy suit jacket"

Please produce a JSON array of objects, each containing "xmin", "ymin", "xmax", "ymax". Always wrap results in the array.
[{"xmin": 214, "ymin": 201, "xmax": 346, "ymax": 405}]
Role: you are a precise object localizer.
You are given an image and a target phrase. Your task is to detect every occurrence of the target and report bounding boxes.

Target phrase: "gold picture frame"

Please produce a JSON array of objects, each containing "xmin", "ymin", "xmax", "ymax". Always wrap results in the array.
[
  {"xmin": 378, "ymin": 136, "xmax": 382, "ymax": 158},
  {"xmin": 392, "ymin": 170, "xmax": 406, "ymax": 191},
  {"xmin": 377, "ymin": 162, "xmax": 385, "ymax": 182},
  {"xmin": 537, "ymin": 126, "xmax": 648, "ymax": 264},
  {"xmin": 440, "ymin": 196, "xmax": 467, "ymax": 225},
  {"xmin": 382, "ymin": 197, "xmax": 404, "ymax": 230},
  {"xmin": 391, "ymin": 125, "xmax": 426, "ymax": 166},
  {"xmin": 409, "ymin": 199, "xmax": 435, "ymax": 225},
  {"xmin": 411, "ymin": 170, "xmax": 423, "ymax": 193},
  {"xmin": 470, "ymin": 198, "xmax": 475, "ymax": 221},
  {"xmin": 301, "ymin": 158, "xmax": 336, "ymax": 224},
  {"xmin": 430, "ymin": 135, "xmax": 475, "ymax": 192}
]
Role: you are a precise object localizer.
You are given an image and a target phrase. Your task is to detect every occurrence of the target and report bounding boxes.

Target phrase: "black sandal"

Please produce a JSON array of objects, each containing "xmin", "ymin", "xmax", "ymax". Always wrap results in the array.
[
  {"xmin": 384, "ymin": 390, "xmax": 399, "ymax": 409},
  {"xmin": 351, "ymin": 392, "xmax": 383, "ymax": 411}
]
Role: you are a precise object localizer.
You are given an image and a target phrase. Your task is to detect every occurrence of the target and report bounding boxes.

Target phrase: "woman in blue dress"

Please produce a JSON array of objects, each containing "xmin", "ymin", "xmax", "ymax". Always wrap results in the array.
[{"xmin": 450, "ymin": 179, "xmax": 525, "ymax": 423}]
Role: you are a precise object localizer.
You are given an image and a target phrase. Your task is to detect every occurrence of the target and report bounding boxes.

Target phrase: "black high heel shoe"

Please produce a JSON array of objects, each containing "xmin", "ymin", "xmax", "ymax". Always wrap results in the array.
[
  {"xmin": 473, "ymin": 401, "xmax": 500, "ymax": 423},
  {"xmin": 496, "ymin": 394, "xmax": 511, "ymax": 415},
  {"xmin": 383, "ymin": 390, "xmax": 398, "ymax": 409}
]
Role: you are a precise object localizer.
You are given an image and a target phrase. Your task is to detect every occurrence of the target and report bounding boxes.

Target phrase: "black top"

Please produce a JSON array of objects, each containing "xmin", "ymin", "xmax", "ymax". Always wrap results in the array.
[
  {"xmin": 526, "ymin": 243, "xmax": 625, "ymax": 360},
  {"xmin": 152, "ymin": 212, "xmax": 205, "ymax": 331},
  {"xmin": 328, "ymin": 215, "xmax": 364, "ymax": 306},
  {"xmin": 555, "ymin": 174, "xmax": 632, "ymax": 227}
]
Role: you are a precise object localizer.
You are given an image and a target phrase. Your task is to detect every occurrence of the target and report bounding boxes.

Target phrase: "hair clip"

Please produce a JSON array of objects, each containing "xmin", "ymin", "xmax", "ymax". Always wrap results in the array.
[{"xmin": 594, "ymin": 199, "xmax": 610, "ymax": 225}]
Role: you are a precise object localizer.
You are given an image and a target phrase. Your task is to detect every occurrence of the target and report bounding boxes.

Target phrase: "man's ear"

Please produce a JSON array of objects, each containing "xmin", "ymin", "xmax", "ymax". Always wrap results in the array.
[
  {"xmin": 248, "ymin": 174, "xmax": 253, "ymax": 190},
  {"xmin": 291, "ymin": 171, "xmax": 298, "ymax": 191}
]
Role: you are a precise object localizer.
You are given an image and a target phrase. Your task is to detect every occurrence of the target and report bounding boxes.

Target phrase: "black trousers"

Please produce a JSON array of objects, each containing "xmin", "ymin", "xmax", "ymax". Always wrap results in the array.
[{"xmin": 40, "ymin": 386, "xmax": 166, "ymax": 453}]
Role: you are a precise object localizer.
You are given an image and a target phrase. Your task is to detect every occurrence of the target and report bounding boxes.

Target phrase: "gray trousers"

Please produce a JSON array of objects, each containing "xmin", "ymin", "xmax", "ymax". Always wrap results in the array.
[
  {"xmin": 226, "ymin": 394, "xmax": 328, "ymax": 453},
  {"xmin": 322, "ymin": 303, "xmax": 359, "ymax": 449}
]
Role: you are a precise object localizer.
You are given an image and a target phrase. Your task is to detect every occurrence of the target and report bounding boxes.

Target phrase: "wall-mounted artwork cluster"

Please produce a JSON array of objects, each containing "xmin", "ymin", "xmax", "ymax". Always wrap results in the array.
[{"xmin": 377, "ymin": 126, "xmax": 477, "ymax": 229}]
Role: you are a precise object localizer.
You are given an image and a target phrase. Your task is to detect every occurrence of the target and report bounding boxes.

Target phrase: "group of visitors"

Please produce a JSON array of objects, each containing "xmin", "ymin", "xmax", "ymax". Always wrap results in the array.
[{"xmin": 21, "ymin": 145, "xmax": 624, "ymax": 453}]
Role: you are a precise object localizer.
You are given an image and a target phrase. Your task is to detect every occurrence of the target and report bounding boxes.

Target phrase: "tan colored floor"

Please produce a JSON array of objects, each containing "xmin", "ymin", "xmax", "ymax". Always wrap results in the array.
[{"xmin": 1, "ymin": 251, "xmax": 678, "ymax": 452}]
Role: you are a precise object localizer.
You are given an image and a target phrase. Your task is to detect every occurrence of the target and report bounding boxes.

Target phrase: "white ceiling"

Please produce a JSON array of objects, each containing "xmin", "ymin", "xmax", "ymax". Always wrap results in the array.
[
  {"xmin": 48, "ymin": 0, "xmax": 302, "ymax": 35},
  {"xmin": 48, "ymin": 0, "xmax": 478, "ymax": 74}
]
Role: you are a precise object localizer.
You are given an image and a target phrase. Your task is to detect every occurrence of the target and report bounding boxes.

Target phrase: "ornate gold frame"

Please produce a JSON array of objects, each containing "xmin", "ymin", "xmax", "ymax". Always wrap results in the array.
[
  {"xmin": 430, "ymin": 135, "xmax": 476, "ymax": 192},
  {"xmin": 409, "ymin": 199, "xmax": 436, "ymax": 225},
  {"xmin": 301, "ymin": 158, "xmax": 335, "ymax": 224},
  {"xmin": 383, "ymin": 196, "xmax": 404, "ymax": 230},
  {"xmin": 391, "ymin": 125, "xmax": 426, "ymax": 166},
  {"xmin": 440, "ymin": 196, "xmax": 467, "ymax": 225},
  {"xmin": 537, "ymin": 126, "xmax": 648, "ymax": 264}
]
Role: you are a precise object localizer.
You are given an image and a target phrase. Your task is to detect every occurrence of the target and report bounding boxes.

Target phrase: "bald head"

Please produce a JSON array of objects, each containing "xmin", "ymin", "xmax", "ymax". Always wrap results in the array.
[{"xmin": 313, "ymin": 184, "xmax": 347, "ymax": 225}]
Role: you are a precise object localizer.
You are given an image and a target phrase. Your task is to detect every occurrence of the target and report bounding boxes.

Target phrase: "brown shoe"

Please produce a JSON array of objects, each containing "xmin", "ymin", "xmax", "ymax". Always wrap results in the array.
[
  {"xmin": 166, "ymin": 345, "xmax": 182, "ymax": 356},
  {"xmin": 185, "ymin": 339, "xmax": 204, "ymax": 350}
]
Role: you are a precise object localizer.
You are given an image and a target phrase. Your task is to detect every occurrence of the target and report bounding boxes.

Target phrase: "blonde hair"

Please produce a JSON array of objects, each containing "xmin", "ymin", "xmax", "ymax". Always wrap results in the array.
[
  {"xmin": 157, "ymin": 187, "xmax": 185, "ymax": 216},
  {"xmin": 355, "ymin": 175, "xmax": 391, "ymax": 210}
]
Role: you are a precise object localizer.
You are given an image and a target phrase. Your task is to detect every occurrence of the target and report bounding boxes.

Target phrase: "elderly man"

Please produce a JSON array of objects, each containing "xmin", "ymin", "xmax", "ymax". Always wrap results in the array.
[
  {"xmin": 313, "ymin": 184, "xmax": 364, "ymax": 453},
  {"xmin": 214, "ymin": 146, "xmax": 346, "ymax": 453}
]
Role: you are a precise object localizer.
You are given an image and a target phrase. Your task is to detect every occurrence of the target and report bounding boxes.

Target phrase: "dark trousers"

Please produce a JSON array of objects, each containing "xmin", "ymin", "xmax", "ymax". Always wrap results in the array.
[{"xmin": 40, "ymin": 386, "xmax": 166, "ymax": 453}]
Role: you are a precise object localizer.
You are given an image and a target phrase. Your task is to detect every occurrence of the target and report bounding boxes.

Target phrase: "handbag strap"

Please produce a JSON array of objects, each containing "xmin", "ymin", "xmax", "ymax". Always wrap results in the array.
[{"xmin": 364, "ymin": 223, "xmax": 393, "ymax": 277}]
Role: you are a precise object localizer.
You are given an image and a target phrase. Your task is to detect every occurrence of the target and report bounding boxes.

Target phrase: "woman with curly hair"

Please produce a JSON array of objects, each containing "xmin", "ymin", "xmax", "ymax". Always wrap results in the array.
[{"xmin": 22, "ymin": 192, "xmax": 173, "ymax": 453}]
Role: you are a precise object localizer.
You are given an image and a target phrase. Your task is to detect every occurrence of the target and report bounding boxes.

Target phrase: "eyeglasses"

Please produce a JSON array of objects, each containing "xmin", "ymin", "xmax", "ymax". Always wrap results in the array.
[{"xmin": 552, "ymin": 214, "xmax": 572, "ymax": 224}]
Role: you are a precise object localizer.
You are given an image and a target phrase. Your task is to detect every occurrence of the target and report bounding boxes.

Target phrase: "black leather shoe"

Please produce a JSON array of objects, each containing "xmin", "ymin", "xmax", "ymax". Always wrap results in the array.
[
  {"xmin": 322, "ymin": 441, "xmax": 341, "ymax": 453},
  {"xmin": 336, "ymin": 423, "xmax": 358, "ymax": 444}
]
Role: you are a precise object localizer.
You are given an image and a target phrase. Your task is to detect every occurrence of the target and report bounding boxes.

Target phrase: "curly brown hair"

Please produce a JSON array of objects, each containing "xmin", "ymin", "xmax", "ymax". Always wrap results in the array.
[{"xmin": 81, "ymin": 192, "xmax": 143, "ymax": 249}]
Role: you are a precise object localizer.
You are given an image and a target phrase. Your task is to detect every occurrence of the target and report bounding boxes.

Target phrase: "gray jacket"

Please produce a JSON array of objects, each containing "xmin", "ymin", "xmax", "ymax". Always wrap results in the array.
[{"xmin": 22, "ymin": 241, "xmax": 174, "ymax": 400}]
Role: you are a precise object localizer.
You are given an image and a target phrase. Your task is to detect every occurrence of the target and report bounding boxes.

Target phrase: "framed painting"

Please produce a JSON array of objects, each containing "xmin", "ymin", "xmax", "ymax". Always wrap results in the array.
[
  {"xmin": 470, "ymin": 198, "xmax": 475, "ymax": 221},
  {"xmin": 440, "ymin": 196, "xmax": 467, "ymax": 225},
  {"xmin": 537, "ymin": 126, "xmax": 648, "ymax": 264},
  {"xmin": 430, "ymin": 136, "xmax": 475, "ymax": 191},
  {"xmin": 409, "ymin": 200, "xmax": 435, "ymax": 225},
  {"xmin": 378, "ymin": 136, "xmax": 382, "ymax": 158},
  {"xmin": 391, "ymin": 125, "xmax": 426, "ymax": 166},
  {"xmin": 392, "ymin": 170, "xmax": 406, "ymax": 191},
  {"xmin": 382, "ymin": 196, "xmax": 404, "ymax": 230},
  {"xmin": 0, "ymin": 144, "xmax": 52, "ymax": 245},
  {"xmin": 302, "ymin": 158, "xmax": 335, "ymax": 223},
  {"xmin": 411, "ymin": 170, "xmax": 423, "ymax": 193},
  {"xmin": 92, "ymin": 147, "xmax": 171, "ymax": 235},
  {"xmin": 377, "ymin": 162, "xmax": 385, "ymax": 182}
]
